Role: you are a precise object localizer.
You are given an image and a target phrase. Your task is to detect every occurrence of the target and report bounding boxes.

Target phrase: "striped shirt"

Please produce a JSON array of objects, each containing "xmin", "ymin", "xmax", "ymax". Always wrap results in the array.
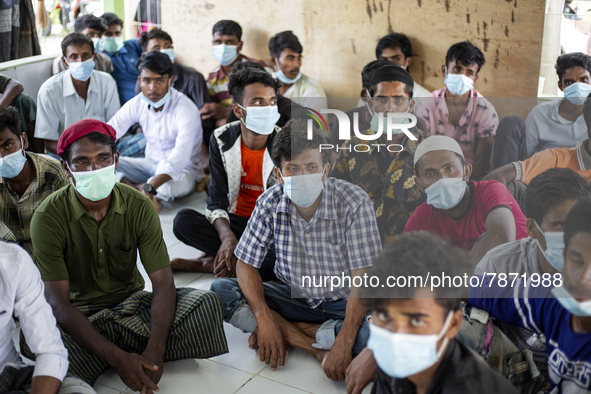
[
  {"xmin": 0, "ymin": 153, "xmax": 68, "ymax": 255},
  {"xmin": 235, "ymin": 177, "xmax": 382, "ymax": 308},
  {"xmin": 206, "ymin": 54, "xmax": 268, "ymax": 107}
]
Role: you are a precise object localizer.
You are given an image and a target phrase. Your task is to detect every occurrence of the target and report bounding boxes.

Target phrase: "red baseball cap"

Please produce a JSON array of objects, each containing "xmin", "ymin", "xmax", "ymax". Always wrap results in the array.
[{"xmin": 57, "ymin": 119, "xmax": 117, "ymax": 157}]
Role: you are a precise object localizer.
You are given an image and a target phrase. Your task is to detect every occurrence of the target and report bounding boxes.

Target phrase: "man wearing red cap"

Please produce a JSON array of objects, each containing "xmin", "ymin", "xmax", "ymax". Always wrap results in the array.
[{"xmin": 26, "ymin": 119, "xmax": 228, "ymax": 391}]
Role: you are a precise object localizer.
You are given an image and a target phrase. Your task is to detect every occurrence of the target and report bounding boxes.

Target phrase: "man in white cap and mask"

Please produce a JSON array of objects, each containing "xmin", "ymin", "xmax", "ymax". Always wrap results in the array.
[{"xmin": 405, "ymin": 135, "xmax": 528, "ymax": 266}]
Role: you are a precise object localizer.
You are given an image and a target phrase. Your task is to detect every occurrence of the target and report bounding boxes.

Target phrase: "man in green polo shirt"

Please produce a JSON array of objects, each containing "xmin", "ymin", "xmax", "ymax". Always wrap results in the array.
[{"xmin": 27, "ymin": 119, "xmax": 228, "ymax": 392}]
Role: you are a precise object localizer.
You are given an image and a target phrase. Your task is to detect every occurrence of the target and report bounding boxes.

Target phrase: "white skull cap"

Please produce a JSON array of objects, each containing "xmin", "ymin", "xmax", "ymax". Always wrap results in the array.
[{"xmin": 414, "ymin": 135, "xmax": 464, "ymax": 167}]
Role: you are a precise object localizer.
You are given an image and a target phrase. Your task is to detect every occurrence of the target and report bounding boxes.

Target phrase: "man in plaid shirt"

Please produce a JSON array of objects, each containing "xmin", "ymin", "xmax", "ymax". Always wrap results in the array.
[
  {"xmin": 211, "ymin": 122, "xmax": 382, "ymax": 381},
  {"xmin": 0, "ymin": 106, "xmax": 68, "ymax": 255}
]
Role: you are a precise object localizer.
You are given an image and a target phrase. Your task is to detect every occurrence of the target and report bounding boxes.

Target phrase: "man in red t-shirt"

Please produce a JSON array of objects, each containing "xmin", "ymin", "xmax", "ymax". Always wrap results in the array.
[{"xmin": 404, "ymin": 135, "xmax": 527, "ymax": 267}]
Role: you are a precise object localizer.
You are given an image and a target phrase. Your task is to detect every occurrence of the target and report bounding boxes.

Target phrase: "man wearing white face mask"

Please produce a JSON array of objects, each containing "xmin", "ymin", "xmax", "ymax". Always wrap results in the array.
[
  {"xmin": 405, "ymin": 135, "xmax": 528, "ymax": 267},
  {"xmin": 108, "ymin": 51, "xmax": 203, "ymax": 213},
  {"xmin": 171, "ymin": 68, "xmax": 280, "ymax": 279},
  {"xmin": 332, "ymin": 65, "xmax": 427, "ymax": 244},
  {"xmin": 360, "ymin": 232, "xmax": 518, "ymax": 394},
  {"xmin": 204, "ymin": 20, "xmax": 269, "ymax": 128},
  {"xmin": 416, "ymin": 41, "xmax": 498, "ymax": 179},
  {"xmin": 268, "ymin": 31, "xmax": 327, "ymax": 111},
  {"xmin": 470, "ymin": 198, "xmax": 591, "ymax": 393},
  {"xmin": 0, "ymin": 106, "xmax": 68, "ymax": 255},
  {"xmin": 211, "ymin": 123, "xmax": 382, "ymax": 381},
  {"xmin": 36, "ymin": 33, "xmax": 120, "ymax": 158}
]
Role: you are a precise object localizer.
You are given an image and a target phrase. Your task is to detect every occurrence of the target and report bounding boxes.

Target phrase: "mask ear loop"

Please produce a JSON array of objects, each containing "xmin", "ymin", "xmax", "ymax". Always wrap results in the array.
[{"xmin": 435, "ymin": 310, "xmax": 454, "ymax": 358}]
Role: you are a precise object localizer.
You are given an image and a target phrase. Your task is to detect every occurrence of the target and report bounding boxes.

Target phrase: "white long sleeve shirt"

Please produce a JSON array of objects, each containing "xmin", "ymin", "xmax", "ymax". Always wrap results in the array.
[
  {"xmin": 0, "ymin": 241, "xmax": 68, "ymax": 381},
  {"xmin": 108, "ymin": 87, "xmax": 204, "ymax": 181}
]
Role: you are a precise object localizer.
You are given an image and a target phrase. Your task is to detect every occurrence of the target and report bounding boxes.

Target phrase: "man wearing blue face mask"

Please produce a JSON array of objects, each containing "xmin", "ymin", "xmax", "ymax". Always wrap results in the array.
[
  {"xmin": 469, "ymin": 198, "xmax": 591, "ymax": 393},
  {"xmin": 100, "ymin": 13, "xmax": 143, "ymax": 104},
  {"xmin": 405, "ymin": 135, "xmax": 528, "ymax": 267},
  {"xmin": 492, "ymin": 52, "xmax": 591, "ymax": 168},
  {"xmin": 0, "ymin": 106, "xmax": 68, "ymax": 255},
  {"xmin": 268, "ymin": 31, "xmax": 327, "ymax": 111},
  {"xmin": 211, "ymin": 122, "xmax": 382, "ymax": 381},
  {"xmin": 26, "ymin": 119, "xmax": 228, "ymax": 390},
  {"xmin": 204, "ymin": 20, "xmax": 269, "ymax": 128},
  {"xmin": 171, "ymin": 67, "xmax": 280, "ymax": 279},
  {"xmin": 416, "ymin": 41, "xmax": 498, "ymax": 179},
  {"xmin": 108, "ymin": 51, "xmax": 204, "ymax": 213},
  {"xmin": 35, "ymin": 33, "xmax": 120, "ymax": 158},
  {"xmin": 360, "ymin": 232, "xmax": 518, "ymax": 394}
]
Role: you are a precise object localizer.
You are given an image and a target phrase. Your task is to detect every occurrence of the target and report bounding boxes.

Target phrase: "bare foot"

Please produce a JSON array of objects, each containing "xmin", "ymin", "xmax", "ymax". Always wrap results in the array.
[
  {"xmin": 248, "ymin": 333, "xmax": 259, "ymax": 350},
  {"xmin": 170, "ymin": 254, "xmax": 215, "ymax": 272},
  {"xmin": 317, "ymin": 350, "xmax": 329, "ymax": 365},
  {"xmin": 292, "ymin": 322, "xmax": 322, "ymax": 338}
]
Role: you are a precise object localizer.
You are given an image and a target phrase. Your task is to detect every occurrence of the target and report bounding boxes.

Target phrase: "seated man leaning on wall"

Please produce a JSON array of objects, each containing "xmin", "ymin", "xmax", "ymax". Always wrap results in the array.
[
  {"xmin": 171, "ymin": 67, "xmax": 281, "ymax": 280},
  {"xmin": 405, "ymin": 135, "xmax": 528, "ymax": 267},
  {"xmin": 492, "ymin": 52, "xmax": 591, "ymax": 168},
  {"xmin": 108, "ymin": 51, "xmax": 204, "ymax": 213},
  {"xmin": 332, "ymin": 65, "xmax": 427, "ymax": 244},
  {"xmin": 416, "ymin": 41, "xmax": 498, "ymax": 179},
  {"xmin": 52, "ymin": 14, "xmax": 113, "ymax": 75},
  {"xmin": 211, "ymin": 123, "xmax": 382, "ymax": 381},
  {"xmin": 26, "ymin": 119, "xmax": 228, "ymax": 390},
  {"xmin": 0, "ymin": 241, "xmax": 94, "ymax": 394},
  {"xmin": 0, "ymin": 106, "xmax": 68, "ymax": 255},
  {"xmin": 35, "ymin": 33, "xmax": 121, "ymax": 157}
]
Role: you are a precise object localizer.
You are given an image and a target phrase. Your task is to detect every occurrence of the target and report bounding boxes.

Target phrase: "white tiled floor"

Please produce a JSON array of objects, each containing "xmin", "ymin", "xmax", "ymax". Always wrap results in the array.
[{"xmin": 84, "ymin": 190, "xmax": 373, "ymax": 393}]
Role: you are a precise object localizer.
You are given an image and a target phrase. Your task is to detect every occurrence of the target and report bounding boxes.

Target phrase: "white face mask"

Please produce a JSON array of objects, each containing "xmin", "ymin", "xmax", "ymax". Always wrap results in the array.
[
  {"xmin": 367, "ymin": 311, "xmax": 454, "ymax": 378},
  {"xmin": 281, "ymin": 168, "xmax": 325, "ymax": 208}
]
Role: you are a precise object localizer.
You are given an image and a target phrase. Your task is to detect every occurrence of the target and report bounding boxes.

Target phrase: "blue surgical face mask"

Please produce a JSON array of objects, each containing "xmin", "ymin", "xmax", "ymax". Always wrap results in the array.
[
  {"xmin": 281, "ymin": 169, "xmax": 325, "ymax": 208},
  {"xmin": 552, "ymin": 286, "xmax": 591, "ymax": 317},
  {"xmin": 140, "ymin": 91, "xmax": 171, "ymax": 109},
  {"xmin": 275, "ymin": 60, "xmax": 302, "ymax": 85},
  {"xmin": 368, "ymin": 311, "xmax": 453, "ymax": 378},
  {"xmin": 424, "ymin": 177, "xmax": 467, "ymax": 210},
  {"xmin": 160, "ymin": 48, "xmax": 176, "ymax": 63},
  {"xmin": 91, "ymin": 37, "xmax": 101, "ymax": 52},
  {"xmin": 101, "ymin": 36, "xmax": 124, "ymax": 53},
  {"xmin": 444, "ymin": 70, "xmax": 474, "ymax": 96},
  {"xmin": 212, "ymin": 44, "xmax": 238, "ymax": 66},
  {"xmin": 67, "ymin": 58, "xmax": 95, "ymax": 81},
  {"xmin": 237, "ymin": 104, "xmax": 280, "ymax": 135},
  {"xmin": 564, "ymin": 82, "xmax": 591, "ymax": 105},
  {"xmin": 0, "ymin": 143, "xmax": 27, "ymax": 179},
  {"xmin": 534, "ymin": 221, "xmax": 565, "ymax": 271},
  {"xmin": 68, "ymin": 163, "xmax": 117, "ymax": 201}
]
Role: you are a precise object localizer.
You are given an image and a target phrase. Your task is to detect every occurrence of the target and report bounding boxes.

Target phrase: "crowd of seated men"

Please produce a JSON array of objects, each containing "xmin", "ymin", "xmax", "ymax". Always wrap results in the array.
[{"xmin": 1, "ymin": 13, "xmax": 591, "ymax": 394}]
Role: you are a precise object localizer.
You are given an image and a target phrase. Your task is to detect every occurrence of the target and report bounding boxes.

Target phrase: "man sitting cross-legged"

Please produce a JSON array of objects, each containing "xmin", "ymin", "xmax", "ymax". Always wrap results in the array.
[
  {"xmin": 211, "ymin": 122, "xmax": 382, "ymax": 381},
  {"xmin": 25, "ymin": 119, "xmax": 227, "ymax": 392}
]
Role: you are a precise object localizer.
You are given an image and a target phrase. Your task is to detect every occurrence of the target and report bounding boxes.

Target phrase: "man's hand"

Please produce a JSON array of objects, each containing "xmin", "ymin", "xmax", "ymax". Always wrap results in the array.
[
  {"xmin": 322, "ymin": 338, "xmax": 352, "ymax": 381},
  {"xmin": 256, "ymin": 313, "xmax": 286, "ymax": 370},
  {"xmin": 140, "ymin": 348, "xmax": 164, "ymax": 394},
  {"xmin": 346, "ymin": 347, "xmax": 377, "ymax": 394},
  {"xmin": 142, "ymin": 191, "xmax": 162, "ymax": 213},
  {"xmin": 200, "ymin": 102, "xmax": 227, "ymax": 121},
  {"xmin": 213, "ymin": 235, "xmax": 238, "ymax": 278},
  {"xmin": 113, "ymin": 352, "xmax": 160, "ymax": 393}
]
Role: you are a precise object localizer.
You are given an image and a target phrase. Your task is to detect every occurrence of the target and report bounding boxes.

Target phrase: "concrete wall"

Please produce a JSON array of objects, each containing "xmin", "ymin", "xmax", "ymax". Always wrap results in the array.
[{"xmin": 162, "ymin": 0, "xmax": 546, "ymax": 104}]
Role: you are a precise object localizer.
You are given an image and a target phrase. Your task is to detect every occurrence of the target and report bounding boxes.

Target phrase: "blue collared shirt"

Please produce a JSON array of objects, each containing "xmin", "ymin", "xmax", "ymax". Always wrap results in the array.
[{"xmin": 103, "ymin": 39, "xmax": 142, "ymax": 104}]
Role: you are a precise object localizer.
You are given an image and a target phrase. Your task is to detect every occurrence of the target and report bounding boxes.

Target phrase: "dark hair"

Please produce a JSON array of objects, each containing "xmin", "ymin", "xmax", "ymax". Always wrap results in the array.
[
  {"xmin": 445, "ymin": 41, "xmax": 485, "ymax": 73},
  {"xmin": 101, "ymin": 12, "xmax": 123, "ymax": 28},
  {"xmin": 268, "ymin": 30, "xmax": 303, "ymax": 58},
  {"xmin": 361, "ymin": 60, "xmax": 392, "ymax": 89},
  {"xmin": 0, "ymin": 106, "xmax": 22, "ymax": 138},
  {"xmin": 271, "ymin": 119, "xmax": 330, "ymax": 168},
  {"xmin": 375, "ymin": 33, "xmax": 412, "ymax": 60},
  {"xmin": 362, "ymin": 232, "xmax": 469, "ymax": 313},
  {"xmin": 212, "ymin": 20, "xmax": 242, "ymax": 41},
  {"xmin": 139, "ymin": 28, "xmax": 173, "ymax": 52},
  {"xmin": 62, "ymin": 131, "xmax": 117, "ymax": 164},
  {"xmin": 74, "ymin": 14, "xmax": 106, "ymax": 34},
  {"xmin": 525, "ymin": 168, "xmax": 591, "ymax": 225},
  {"xmin": 556, "ymin": 52, "xmax": 591, "ymax": 81},
  {"xmin": 137, "ymin": 51, "xmax": 174, "ymax": 77},
  {"xmin": 564, "ymin": 198, "xmax": 591, "ymax": 248},
  {"xmin": 61, "ymin": 32, "xmax": 94, "ymax": 57},
  {"xmin": 227, "ymin": 68, "xmax": 280, "ymax": 105},
  {"xmin": 414, "ymin": 152, "xmax": 465, "ymax": 175},
  {"xmin": 368, "ymin": 68, "xmax": 414, "ymax": 97},
  {"xmin": 232, "ymin": 60, "xmax": 265, "ymax": 73}
]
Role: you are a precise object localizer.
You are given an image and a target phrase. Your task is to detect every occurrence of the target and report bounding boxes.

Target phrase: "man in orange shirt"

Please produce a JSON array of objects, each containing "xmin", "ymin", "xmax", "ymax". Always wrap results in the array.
[{"xmin": 171, "ymin": 67, "xmax": 281, "ymax": 280}]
